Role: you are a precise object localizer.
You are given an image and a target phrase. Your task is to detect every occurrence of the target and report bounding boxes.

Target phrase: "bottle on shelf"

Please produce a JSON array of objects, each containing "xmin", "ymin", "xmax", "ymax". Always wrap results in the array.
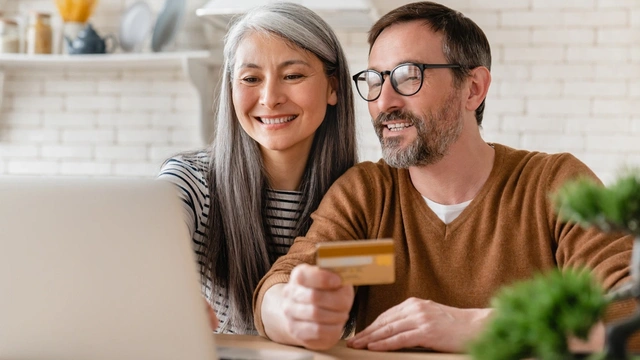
[
  {"xmin": 0, "ymin": 18, "xmax": 20, "ymax": 54},
  {"xmin": 26, "ymin": 11, "xmax": 52, "ymax": 55}
]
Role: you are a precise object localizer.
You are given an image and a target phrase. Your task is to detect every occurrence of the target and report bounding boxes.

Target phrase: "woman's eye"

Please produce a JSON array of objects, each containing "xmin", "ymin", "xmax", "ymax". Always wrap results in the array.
[
  {"xmin": 284, "ymin": 74, "xmax": 304, "ymax": 80},
  {"xmin": 240, "ymin": 77, "xmax": 259, "ymax": 84}
]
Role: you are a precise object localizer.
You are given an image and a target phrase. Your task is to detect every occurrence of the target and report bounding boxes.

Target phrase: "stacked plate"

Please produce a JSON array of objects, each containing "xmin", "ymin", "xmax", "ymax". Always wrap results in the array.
[{"xmin": 119, "ymin": 0, "xmax": 185, "ymax": 53}]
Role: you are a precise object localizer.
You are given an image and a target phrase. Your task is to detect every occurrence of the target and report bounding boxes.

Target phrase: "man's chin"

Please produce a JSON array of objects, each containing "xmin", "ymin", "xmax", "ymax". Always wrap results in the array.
[
  {"xmin": 382, "ymin": 158, "xmax": 413, "ymax": 169},
  {"xmin": 380, "ymin": 136, "xmax": 407, "ymax": 148},
  {"xmin": 381, "ymin": 145, "xmax": 442, "ymax": 169},
  {"xmin": 381, "ymin": 148, "xmax": 413, "ymax": 169}
]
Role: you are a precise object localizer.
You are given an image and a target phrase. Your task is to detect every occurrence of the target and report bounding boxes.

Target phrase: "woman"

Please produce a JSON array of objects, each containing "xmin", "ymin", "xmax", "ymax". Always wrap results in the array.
[{"xmin": 158, "ymin": 2, "xmax": 357, "ymax": 335}]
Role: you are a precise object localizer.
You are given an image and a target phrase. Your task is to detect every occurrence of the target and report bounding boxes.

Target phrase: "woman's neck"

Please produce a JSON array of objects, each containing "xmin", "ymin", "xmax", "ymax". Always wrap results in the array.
[{"xmin": 261, "ymin": 143, "xmax": 312, "ymax": 191}]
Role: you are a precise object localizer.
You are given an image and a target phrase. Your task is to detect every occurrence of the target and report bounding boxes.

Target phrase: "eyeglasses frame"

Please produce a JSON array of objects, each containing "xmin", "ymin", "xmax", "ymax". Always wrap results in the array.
[{"xmin": 352, "ymin": 62, "xmax": 462, "ymax": 102}]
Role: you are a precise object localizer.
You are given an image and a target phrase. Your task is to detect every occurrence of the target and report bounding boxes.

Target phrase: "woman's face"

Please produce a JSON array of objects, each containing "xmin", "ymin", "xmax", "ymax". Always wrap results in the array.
[{"xmin": 232, "ymin": 32, "xmax": 337, "ymax": 157}]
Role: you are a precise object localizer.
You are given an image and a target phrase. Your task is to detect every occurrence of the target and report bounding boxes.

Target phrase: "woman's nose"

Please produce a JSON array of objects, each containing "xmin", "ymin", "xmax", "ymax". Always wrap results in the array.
[{"xmin": 260, "ymin": 78, "xmax": 287, "ymax": 109}]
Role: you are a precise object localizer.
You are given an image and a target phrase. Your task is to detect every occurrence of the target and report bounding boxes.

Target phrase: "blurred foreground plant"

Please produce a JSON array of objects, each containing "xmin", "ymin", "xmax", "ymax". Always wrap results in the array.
[
  {"xmin": 554, "ymin": 170, "xmax": 640, "ymax": 359},
  {"xmin": 470, "ymin": 170, "xmax": 640, "ymax": 359},
  {"xmin": 553, "ymin": 171, "xmax": 640, "ymax": 236},
  {"xmin": 468, "ymin": 268, "xmax": 607, "ymax": 360}
]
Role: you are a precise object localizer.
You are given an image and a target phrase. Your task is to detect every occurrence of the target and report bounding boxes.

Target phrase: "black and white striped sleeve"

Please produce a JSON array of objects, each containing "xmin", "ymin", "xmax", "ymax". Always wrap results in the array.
[{"xmin": 157, "ymin": 155, "xmax": 210, "ymax": 237}]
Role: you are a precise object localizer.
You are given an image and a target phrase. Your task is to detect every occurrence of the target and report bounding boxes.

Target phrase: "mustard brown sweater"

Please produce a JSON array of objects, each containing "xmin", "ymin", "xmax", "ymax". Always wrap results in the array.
[{"xmin": 253, "ymin": 143, "xmax": 633, "ymax": 340}]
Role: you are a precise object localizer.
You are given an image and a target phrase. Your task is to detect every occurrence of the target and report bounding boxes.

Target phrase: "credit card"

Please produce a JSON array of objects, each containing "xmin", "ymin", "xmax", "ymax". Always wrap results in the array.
[{"xmin": 315, "ymin": 239, "xmax": 395, "ymax": 286}]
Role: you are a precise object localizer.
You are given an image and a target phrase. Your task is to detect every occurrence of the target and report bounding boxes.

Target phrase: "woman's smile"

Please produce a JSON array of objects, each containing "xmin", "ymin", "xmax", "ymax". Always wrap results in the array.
[{"xmin": 256, "ymin": 114, "xmax": 299, "ymax": 125}]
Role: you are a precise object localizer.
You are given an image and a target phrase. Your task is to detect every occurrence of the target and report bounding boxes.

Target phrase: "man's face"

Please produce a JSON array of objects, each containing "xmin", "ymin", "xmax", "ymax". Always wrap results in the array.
[{"xmin": 367, "ymin": 21, "xmax": 465, "ymax": 168}]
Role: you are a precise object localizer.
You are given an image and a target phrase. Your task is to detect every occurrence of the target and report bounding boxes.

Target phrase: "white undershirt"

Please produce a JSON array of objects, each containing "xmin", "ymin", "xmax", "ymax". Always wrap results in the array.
[{"xmin": 423, "ymin": 197, "xmax": 472, "ymax": 224}]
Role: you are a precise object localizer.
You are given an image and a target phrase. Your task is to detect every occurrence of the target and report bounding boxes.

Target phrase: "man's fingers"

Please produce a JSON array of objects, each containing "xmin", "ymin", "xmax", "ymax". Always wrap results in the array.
[
  {"xmin": 284, "ymin": 302, "xmax": 350, "ymax": 325},
  {"xmin": 284, "ymin": 282, "xmax": 353, "ymax": 312},
  {"xmin": 367, "ymin": 328, "xmax": 426, "ymax": 351},
  {"xmin": 365, "ymin": 317, "xmax": 420, "ymax": 343},
  {"xmin": 286, "ymin": 320, "xmax": 346, "ymax": 351},
  {"xmin": 348, "ymin": 317, "xmax": 417, "ymax": 349},
  {"xmin": 279, "ymin": 264, "xmax": 354, "ymax": 350},
  {"xmin": 349, "ymin": 300, "xmax": 408, "ymax": 340},
  {"xmin": 290, "ymin": 264, "xmax": 342, "ymax": 289}
]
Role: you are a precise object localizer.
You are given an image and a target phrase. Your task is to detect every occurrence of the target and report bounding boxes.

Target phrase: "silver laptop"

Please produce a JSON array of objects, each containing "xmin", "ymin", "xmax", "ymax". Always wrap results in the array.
[
  {"xmin": 0, "ymin": 178, "xmax": 217, "ymax": 360},
  {"xmin": 0, "ymin": 178, "xmax": 312, "ymax": 360}
]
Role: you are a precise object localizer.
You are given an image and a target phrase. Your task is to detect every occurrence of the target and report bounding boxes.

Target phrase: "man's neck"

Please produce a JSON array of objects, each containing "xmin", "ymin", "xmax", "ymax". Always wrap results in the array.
[{"xmin": 408, "ymin": 131, "xmax": 495, "ymax": 205}]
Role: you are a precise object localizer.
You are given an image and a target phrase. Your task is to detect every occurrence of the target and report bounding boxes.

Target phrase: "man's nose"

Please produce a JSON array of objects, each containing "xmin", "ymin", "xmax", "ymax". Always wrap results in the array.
[
  {"xmin": 373, "ymin": 77, "xmax": 404, "ymax": 114},
  {"xmin": 260, "ymin": 78, "xmax": 287, "ymax": 109}
]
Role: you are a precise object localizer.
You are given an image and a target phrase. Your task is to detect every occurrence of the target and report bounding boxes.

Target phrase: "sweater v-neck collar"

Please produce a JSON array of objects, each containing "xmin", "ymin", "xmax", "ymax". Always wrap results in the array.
[{"xmin": 403, "ymin": 143, "xmax": 506, "ymax": 234}]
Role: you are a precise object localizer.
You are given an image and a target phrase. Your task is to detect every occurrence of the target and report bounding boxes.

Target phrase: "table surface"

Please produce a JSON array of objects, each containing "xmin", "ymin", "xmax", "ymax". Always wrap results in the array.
[{"xmin": 215, "ymin": 334, "xmax": 469, "ymax": 360}]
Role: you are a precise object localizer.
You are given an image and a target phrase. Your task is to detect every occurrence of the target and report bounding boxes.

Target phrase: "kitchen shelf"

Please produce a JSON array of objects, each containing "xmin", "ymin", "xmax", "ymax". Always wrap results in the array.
[
  {"xmin": 0, "ymin": 50, "xmax": 219, "ymax": 68},
  {"xmin": 0, "ymin": 50, "xmax": 222, "ymax": 143}
]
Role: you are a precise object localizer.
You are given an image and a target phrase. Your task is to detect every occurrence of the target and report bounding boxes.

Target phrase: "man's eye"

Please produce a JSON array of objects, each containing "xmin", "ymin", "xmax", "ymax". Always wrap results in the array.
[{"xmin": 394, "ymin": 74, "xmax": 419, "ymax": 84}]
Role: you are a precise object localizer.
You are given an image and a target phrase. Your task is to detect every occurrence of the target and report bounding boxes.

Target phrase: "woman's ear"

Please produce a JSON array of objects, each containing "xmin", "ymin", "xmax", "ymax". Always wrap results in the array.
[
  {"xmin": 465, "ymin": 67, "xmax": 491, "ymax": 113},
  {"xmin": 327, "ymin": 76, "xmax": 338, "ymax": 106}
]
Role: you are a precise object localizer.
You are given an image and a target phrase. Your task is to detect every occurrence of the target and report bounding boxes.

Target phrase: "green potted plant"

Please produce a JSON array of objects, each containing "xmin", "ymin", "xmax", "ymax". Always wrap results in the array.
[
  {"xmin": 468, "ymin": 268, "xmax": 607, "ymax": 360},
  {"xmin": 553, "ymin": 171, "xmax": 640, "ymax": 360},
  {"xmin": 469, "ymin": 171, "xmax": 640, "ymax": 360}
]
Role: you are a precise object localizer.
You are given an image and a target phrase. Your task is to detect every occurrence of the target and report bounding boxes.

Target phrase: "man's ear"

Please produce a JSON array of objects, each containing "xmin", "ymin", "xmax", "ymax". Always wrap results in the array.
[
  {"xmin": 327, "ymin": 76, "xmax": 338, "ymax": 106},
  {"xmin": 465, "ymin": 67, "xmax": 491, "ymax": 113}
]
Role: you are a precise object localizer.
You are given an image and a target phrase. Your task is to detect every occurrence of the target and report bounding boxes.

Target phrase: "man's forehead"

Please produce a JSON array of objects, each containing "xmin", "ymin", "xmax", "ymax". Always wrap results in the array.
[
  {"xmin": 366, "ymin": 58, "xmax": 426, "ymax": 71},
  {"xmin": 367, "ymin": 21, "xmax": 445, "ymax": 69}
]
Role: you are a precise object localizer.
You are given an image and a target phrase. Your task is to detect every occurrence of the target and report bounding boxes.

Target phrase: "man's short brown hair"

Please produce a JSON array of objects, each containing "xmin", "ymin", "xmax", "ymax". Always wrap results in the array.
[{"xmin": 368, "ymin": 1, "xmax": 492, "ymax": 126}]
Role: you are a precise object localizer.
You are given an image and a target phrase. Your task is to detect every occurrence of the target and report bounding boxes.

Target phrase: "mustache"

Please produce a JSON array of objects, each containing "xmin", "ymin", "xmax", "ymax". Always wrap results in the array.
[{"xmin": 374, "ymin": 110, "xmax": 421, "ymax": 127}]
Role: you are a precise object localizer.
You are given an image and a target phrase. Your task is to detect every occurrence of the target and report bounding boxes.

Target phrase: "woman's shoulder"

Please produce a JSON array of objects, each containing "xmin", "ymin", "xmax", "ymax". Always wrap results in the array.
[
  {"xmin": 162, "ymin": 151, "xmax": 210, "ymax": 174},
  {"xmin": 158, "ymin": 150, "xmax": 211, "ymax": 190}
]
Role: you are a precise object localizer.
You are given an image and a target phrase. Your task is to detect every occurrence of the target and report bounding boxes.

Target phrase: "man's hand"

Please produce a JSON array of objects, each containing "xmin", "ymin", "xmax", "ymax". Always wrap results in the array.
[
  {"xmin": 569, "ymin": 322, "xmax": 605, "ymax": 353},
  {"xmin": 346, "ymin": 297, "xmax": 492, "ymax": 353},
  {"xmin": 262, "ymin": 263, "xmax": 354, "ymax": 350}
]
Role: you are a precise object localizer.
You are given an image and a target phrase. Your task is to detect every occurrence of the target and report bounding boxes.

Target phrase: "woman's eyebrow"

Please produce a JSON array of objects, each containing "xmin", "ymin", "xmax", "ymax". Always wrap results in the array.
[
  {"xmin": 279, "ymin": 59, "xmax": 311, "ymax": 68},
  {"xmin": 237, "ymin": 59, "xmax": 312, "ymax": 70},
  {"xmin": 237, "ymin": 62, "xmax": 260, "ymax": 69}
]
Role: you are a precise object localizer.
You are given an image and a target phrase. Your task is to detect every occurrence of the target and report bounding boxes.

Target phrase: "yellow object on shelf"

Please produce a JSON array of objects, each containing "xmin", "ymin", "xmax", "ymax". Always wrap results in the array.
[{"xmin": 54, "ymin": 0, "xmax": 99, "ymax": 23}]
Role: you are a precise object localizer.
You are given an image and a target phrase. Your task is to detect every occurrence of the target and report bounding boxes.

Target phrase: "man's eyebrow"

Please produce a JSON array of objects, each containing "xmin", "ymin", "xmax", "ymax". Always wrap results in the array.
[{"xmin": 368, "ymin": 59, "xmax": 426, "ymax": 71}]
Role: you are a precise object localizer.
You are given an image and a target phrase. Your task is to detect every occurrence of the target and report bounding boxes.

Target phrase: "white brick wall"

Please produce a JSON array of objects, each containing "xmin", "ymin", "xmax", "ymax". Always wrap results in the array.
[
  {"xmin": 0, "ymin": 0, "xmax": 638, "ymax": 184},
  {"xmin": 423, "ymin": 0, "xmax": 639, "ymax": 184}
]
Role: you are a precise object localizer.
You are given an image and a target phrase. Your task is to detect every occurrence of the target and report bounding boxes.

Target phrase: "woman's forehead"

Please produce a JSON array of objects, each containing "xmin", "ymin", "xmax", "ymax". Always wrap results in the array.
[{"xmin": 233, "ymin": 32, "xmax": 322, "ymax": 70}]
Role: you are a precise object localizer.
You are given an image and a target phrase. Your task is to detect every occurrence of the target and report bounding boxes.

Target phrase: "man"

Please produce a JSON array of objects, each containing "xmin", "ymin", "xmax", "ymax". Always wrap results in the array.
[{"xmin": 252, "ymin": 1, "xmax": 633, "ymax": 352}]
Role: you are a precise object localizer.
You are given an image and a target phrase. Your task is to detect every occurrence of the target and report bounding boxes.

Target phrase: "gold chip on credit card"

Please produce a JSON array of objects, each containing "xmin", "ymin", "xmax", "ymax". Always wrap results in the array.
[{"xmin": 315, "ymin": 239, "xmax": 395, "ymax": 286}]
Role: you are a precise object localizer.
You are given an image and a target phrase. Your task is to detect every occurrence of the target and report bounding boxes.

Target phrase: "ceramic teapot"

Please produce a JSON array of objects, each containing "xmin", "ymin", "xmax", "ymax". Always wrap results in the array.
[{"xmin": 65, "ymin": 23, "xmax": 116, "ymax": 54}]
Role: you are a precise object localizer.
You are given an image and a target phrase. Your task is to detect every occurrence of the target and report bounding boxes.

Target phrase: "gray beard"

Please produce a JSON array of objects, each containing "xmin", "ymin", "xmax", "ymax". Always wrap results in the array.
[
  {"xmin": 374, "ymin": 92, "xmax": 463, "ymax": 169},
  {"xmin": 380, "ymin": 126, "xmax": 431, "ymax": 168}
]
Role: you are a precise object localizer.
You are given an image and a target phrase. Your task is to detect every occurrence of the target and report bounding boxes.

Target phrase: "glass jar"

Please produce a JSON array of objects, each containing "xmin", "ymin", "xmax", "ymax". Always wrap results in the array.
[
  {"xmin": 26, "ymin": 12, "xmax": 52, "ymax": 54},
  {"xmin": 0, "ymin": 18, "xmax": 20, "ymax": 54}
]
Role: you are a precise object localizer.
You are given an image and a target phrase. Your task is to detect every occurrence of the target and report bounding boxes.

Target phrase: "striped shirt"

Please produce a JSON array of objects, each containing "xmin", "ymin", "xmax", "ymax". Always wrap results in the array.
[{"xmin": 158, "ymin": 153, "xmax": 303, "ymax": 334}]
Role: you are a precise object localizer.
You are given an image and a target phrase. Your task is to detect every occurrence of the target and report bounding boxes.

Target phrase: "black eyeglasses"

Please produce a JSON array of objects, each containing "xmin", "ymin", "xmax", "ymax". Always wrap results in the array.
[{"xmin": 352, "ymin": 62, "xmax": 461, "ymax": 102}]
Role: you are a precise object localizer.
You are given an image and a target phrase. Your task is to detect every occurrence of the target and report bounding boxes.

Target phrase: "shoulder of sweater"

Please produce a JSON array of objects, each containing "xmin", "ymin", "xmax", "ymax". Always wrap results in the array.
[
  {"xmin": 340, "ymin": 159, "xmax": 401, "ymax": 183},
  {"xmin": 494, "ymin": 143, "xmax": 598, "ymax": 186},
  {"xmin": 496, "ymin": 143, "xmax": 585, "ymax": 171}
]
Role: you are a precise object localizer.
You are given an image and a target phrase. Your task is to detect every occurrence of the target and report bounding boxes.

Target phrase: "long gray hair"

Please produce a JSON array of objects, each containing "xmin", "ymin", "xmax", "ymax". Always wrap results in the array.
[{"xmin": 205, "ymin": 2, "xmax": 357, "ymax": 332}]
